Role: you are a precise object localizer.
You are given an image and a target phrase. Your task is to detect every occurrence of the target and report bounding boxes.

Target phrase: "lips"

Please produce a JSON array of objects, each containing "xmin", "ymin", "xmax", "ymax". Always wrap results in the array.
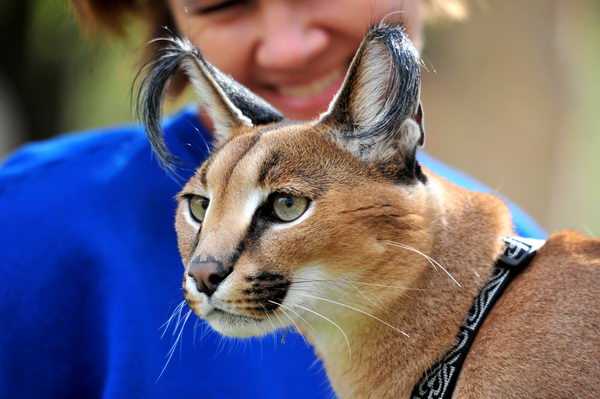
[
  {"xmin": 255, "ymin": 66, "xmax": 348, "ymax": 120},
  {"xmin": 277, "ymin": 67, "xmax": 345, "ymax": 99}
]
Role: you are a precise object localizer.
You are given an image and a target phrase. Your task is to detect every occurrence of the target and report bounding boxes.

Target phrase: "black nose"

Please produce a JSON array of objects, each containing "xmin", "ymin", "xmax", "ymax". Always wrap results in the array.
[{"xmin": 188, "ymin": 259, "xmax": 231, "ymax": 296}]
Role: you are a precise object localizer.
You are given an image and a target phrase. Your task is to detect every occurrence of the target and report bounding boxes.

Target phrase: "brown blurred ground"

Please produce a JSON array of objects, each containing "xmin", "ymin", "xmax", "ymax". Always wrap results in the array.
[{"xmin": 1, "ymin": 0, "xmax": 598, "ymax": 234}]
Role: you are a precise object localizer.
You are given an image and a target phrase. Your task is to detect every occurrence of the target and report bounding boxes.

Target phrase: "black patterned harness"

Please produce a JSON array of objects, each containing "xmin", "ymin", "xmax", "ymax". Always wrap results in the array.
[{"xmin": 410, "ymin": 237, "xmax": 545, "ymax": 399}]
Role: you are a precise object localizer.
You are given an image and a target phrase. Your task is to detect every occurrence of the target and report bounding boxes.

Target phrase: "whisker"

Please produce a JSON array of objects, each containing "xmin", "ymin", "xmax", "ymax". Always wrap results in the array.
[
  {"xmin": 332, "ymin": 278, "xmax": 422, "ymax": 302},
  {"xmin": 342, "ymin": 280, "xmax": 430, "ymax": 292},
  {"xmin": 171, "ymin": 307, "xmax": 187, "ymax": 337},
  {"xmin": 383, "ymin": 241, "xmax": 461, "ymax": 287},
  {"xmin": 341, "ymin": 278, "xmax": 386, "ymax": 312},
  {"xmin": 292, "ymin": 303, "xmax": 352, "ymax": 362},
  {"xmin": 291, "ymin": 277, "xmax": 421, "ymax": 306},
  {"xmin": 274, "ymin": 286, "xmax": 328, "ymax": 295},
  {"xmin": 157, "ymin": 308, "xmax": 193, "ymax": 382},
  {"xmin": 292, "ymin": 276, "xmax": 433, "ymax": 294},
  {"xmin": 159, "ymin": 300, "xmax": 186, "ymax": 338},
  {"xmin": 268, "ymin": 301, "xmax": 311, "ymax": 348},
  {"xmin": 259, "ymin": 304, "xmax": 279, "ymax": 349},
  {"xmin": 192, "ymin": 318, "xmax": 200, "ymax": 349},
  {"xmin": 301, "ymin": 293, "xmax": 409, "ymax": 338},
  {"xmin": 259, "ymin": 304, "xmax": 278, "ymax": 330},
  {"xmin": 270, "ymin": 306, "xmax": 287, "ymax": 333},
  {"xmin": 199, "ymin": 319, "xmax": 212, "ymax": 341},
  {"xmin": 290, "ymin": 278, "xmax": 341, "ymax": 284},
  {"xmin": 268, "ymin": 300, "xmax": 316, "ymax": 333}
]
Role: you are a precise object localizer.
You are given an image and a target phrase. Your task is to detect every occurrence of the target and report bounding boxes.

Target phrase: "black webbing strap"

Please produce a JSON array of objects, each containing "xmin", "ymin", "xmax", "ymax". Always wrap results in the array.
[{"xmin": 410, "ymin": 237, "xmax": 545, "ymax": 399}]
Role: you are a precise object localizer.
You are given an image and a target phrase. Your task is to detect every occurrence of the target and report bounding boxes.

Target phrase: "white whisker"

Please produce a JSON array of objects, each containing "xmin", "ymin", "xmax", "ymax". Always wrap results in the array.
[
  {"xmin": 192, "ymin": 318, "xmax": 200, "ymax": 348},
  {"xmin": 341, "ymin": 278, "xmax": 386, "ymax": 312},
  {"xmin": 269, "ymin": 301, "xmax": 311, "ymax": 348},
  {"xmin": 159, "ymin": 300, "xmax": 186, "ymax": 339},
  {"xmin": 270, "ymin": 306, "xmax": 287, "ymax": 332},
  {"xmin": 291, "ymin": 278, "xmax": 340, "ymax": 284},
  {"xmin": 301, "ymin": 293, "xmax": 409, "ymax": 338},
  {"xmin": 292, "ymin": 303, "xmax": 352, "ymax": 362},
  {"xmin": 286, "ymin": 286, "xmax": 332, "ymax": 295},
  {"xmin": 269, "ymin": 300, "xmax": 317, "ymax": 333},
  {"xmin": 384, "ymin": 241, "xmax": 461, "ymax": 287},
  {"xmin": 342, "ymin": 280, "xmax": 429, "ymax": 292},
  {"xmin": 172, "ymin": 302, "xmax": 190, "ymax": 336},
  {"xmin": 259, "ymin": 304, "xmax": 279, "ymax": 349},
  {"xmin": 157, "ymin": 308, "xmax": 193, "ymax": 382}
]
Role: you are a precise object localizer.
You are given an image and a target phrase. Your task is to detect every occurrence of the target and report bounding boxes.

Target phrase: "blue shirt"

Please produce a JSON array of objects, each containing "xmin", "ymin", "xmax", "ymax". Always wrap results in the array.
[{"xmin": 0, "ymin": 106, "xmax": 545, "ymax": 398}]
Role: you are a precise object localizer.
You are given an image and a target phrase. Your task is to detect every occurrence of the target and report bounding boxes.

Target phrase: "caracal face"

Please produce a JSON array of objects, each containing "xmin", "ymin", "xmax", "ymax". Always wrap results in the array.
[
  {"xmin": 134, "ymin": 26, "xmax": 430, "ymax": 340},
  {"xmin": 175, "ymin": 122, "xmax": 429, "ymax": 338}
]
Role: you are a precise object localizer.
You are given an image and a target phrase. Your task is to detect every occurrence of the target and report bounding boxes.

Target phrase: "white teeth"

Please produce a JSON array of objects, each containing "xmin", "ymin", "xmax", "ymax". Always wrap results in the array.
[{"xmin": 278, "ymin": 68, "xmax": 344, "ymax": 98}]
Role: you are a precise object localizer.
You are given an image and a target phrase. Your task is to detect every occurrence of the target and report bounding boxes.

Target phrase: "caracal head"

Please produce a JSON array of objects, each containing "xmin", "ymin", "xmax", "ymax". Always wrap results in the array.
[{"xmin": 141, "ymin": 25, "xmax": 431, "ymax": 338}]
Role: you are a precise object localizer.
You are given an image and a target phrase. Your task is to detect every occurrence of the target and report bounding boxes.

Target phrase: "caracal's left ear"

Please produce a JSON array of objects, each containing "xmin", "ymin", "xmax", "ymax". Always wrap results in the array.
[
  {"xmin": 320, "ymin": 24, "xmax": 426, "ymax": 183},
  {"xmin": 139, "ymin": 37, "xmax": 283, "ymax": 173}
]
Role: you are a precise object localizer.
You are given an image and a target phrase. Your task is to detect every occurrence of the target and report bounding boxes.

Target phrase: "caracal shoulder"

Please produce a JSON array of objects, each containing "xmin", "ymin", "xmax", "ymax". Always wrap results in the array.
[{"xmin": 455, "ymin": 231, "xmax": 600, "ymax": 399}]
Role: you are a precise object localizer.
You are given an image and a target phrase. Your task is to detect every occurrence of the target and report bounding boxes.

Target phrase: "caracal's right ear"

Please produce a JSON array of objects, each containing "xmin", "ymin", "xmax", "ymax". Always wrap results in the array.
[{"xmin": 138, "ymin": 36, "xmax": 284, "ymax": 173}]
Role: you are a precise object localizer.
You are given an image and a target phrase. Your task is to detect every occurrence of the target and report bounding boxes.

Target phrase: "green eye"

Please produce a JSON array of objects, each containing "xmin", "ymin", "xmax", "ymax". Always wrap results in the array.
[
  {"xmin": 189, "ymin": 196, "xmax": 210, "ymax": 222},
  {"xmin": 272, "ymin": 194, "xmax": 309, "ymax": 222}
]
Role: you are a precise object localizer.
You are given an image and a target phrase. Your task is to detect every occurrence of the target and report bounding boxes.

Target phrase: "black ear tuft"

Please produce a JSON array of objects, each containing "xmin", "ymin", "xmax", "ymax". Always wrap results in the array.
[
  {"xmin": 136, "ymin": 41, "xmax": 186, "ymax": 175},
  {"xmin": 137, "ymin": 36, "xmax": 284, "ymax": 174}
]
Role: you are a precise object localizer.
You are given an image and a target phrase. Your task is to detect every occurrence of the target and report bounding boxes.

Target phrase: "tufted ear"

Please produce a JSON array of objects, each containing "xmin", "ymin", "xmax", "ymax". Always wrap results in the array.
[
  {"xmin": 138, "ymin": 37, "xmax": 283, "ymax": 173},
  {"xmin": 320, "ymin": 25, "xmax": 426, "ymax": 183}
]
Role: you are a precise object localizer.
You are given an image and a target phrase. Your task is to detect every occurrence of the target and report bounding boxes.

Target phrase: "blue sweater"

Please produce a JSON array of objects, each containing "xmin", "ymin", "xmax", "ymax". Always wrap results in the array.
[{"xmin": 0, "ymin": 106, "xmax": 545, "ymax": 398}]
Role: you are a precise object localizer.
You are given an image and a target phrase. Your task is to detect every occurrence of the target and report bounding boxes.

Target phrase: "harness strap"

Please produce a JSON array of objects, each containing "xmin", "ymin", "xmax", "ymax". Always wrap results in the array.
[{"xmin": 410, "ymin": 237, "xmax": 545, "ymax": 399}]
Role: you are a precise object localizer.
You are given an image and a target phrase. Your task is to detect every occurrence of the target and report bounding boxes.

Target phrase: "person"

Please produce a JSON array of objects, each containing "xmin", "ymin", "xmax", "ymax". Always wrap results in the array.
[{"xmin": 0, "ymin": 1, "xmax": 545, "ymax": 398}]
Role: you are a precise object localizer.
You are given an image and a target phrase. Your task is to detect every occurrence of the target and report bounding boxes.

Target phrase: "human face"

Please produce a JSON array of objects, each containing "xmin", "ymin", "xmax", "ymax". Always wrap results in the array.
[{"xmin": 168, "ymin": 0, "xmax": 423, "ymax": 121}]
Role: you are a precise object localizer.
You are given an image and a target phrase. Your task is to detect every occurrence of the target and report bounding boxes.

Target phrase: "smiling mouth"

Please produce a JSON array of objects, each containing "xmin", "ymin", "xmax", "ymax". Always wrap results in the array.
[{"xmin": 276, "ymin": 67, "xmax": 345, "ymax": 99}]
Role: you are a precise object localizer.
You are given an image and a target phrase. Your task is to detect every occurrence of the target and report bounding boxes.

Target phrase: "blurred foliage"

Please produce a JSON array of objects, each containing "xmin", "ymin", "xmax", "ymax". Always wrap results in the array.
[
  {"xmin": 0, "ymin": 0, "xmax": 189, "ymax": 147},
  {"xmin": 28, "ymin": 0, "xmax": 140, "ymax": 135}
]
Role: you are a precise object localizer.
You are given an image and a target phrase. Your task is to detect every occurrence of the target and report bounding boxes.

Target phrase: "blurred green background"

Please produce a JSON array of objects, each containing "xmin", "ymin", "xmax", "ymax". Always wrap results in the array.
[{"xmin": 1, "ymin": 0, "xmax": 599, "ymax": 235}]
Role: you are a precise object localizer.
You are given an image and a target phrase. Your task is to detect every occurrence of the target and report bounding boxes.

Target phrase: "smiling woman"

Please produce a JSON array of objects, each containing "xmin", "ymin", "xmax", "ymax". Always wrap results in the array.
[
  {"xmin": 167, "ymin": 0, "xmax": 423, "ymax": 120},
  {"xmin": 72, "ymin": 0, "xmax": 466, "ymax": 118}
]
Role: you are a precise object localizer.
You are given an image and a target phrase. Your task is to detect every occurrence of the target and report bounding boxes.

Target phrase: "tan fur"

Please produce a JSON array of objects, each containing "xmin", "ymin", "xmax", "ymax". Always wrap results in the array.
[
  {"xmin": 454, "ymin": 231, "xmax": 600, "ymax": 398},
  {"xmin": 151, "ymin": 26, "xmax": 600, "ymax": 399},
  {"xmin": 172, "ymin": 119, "xmax": 599, "ymax": 397}
]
